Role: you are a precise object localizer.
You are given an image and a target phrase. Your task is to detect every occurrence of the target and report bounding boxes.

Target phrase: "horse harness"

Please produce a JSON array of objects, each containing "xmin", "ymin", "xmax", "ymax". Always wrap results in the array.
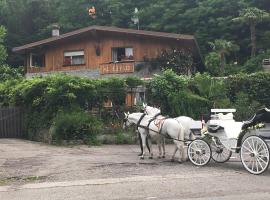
[
  {"xmin": 136, "ymin": 113, "xmax": 192, "ymax": 143},
  {"xmin": 136, "ymin": 113, "xmax": 169, "ymax": 137}
]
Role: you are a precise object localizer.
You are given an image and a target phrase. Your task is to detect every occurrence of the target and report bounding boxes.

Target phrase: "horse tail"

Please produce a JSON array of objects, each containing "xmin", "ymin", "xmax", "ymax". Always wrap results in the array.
[{"xmin": 177, "ymin": 121, "xmax": 185, "ymax": 141}]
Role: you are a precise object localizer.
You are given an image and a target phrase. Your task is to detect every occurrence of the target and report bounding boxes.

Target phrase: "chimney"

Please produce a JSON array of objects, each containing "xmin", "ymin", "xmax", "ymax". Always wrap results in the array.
[{"xmin": 52, "ymin": 24, "xmax": 60, "ymax": 37}]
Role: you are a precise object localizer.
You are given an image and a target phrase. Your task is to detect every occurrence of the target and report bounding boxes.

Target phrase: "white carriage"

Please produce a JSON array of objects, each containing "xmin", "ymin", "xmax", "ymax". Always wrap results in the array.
[{"xmin": 188, "ymin": 108, "xmax": 270, "ymax": 175}]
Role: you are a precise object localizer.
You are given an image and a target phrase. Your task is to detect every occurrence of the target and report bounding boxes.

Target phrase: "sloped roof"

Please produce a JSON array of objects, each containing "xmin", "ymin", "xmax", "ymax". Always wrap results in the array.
[{"xmin": 13, "ymin": 25, "xmax": 196, "ymax": 53}]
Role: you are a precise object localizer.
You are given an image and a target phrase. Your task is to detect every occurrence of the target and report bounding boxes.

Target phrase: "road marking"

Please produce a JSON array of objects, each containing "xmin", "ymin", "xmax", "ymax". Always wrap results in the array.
[{"xmin": 0, "ymin": 172, "xmax": 237, "ymax": 192}]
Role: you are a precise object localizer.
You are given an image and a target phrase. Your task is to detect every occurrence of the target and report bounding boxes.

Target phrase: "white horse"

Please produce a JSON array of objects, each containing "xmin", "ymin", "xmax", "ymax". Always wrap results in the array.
[
  {"xmin": 143, "ymin": 103, "xmax": 195, "ymax": 140},
  {"xmin": 142, "ymin": 104, "xmax": 196, "ymax": 160},
  {"xmin": 123, "ymin": 112, "xmax": 186, "ymax": 162}
]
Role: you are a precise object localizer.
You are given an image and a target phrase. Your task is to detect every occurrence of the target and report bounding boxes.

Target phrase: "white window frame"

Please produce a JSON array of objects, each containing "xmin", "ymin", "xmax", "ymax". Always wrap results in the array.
[{"xmin": 64, "ymin": 50, "xmax": 85, "ymax": 66}]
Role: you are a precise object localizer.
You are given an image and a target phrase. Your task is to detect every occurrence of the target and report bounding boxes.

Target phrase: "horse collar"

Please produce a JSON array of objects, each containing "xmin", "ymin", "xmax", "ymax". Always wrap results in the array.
[{"xmin": 136, "ymin": 113, "xmax": 146, "ymax": 129}]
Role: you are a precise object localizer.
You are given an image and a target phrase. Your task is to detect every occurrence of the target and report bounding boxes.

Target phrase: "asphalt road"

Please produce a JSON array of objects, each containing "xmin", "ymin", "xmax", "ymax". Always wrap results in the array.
[{"xmin": 0, "ymin": 139, "xmax": 270, "ymax": 200}]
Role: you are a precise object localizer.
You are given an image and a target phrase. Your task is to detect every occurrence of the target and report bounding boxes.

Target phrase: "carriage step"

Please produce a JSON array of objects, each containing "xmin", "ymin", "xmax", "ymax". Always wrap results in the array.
[{"xmin": 259, "ymin": 129, "xmax": 270, "ymax": 132}]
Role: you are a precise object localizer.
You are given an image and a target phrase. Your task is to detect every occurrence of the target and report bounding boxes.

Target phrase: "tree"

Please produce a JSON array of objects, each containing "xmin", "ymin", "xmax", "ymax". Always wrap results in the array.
[
  {"xmin": 0, "ymin": 26, "xmax": 7, "ymax": 65},
  {"xmin": 0, "ymin": 26, "xmax": 23, "ymax": 82},
  {"xmin": 233, "ymin": 7, "xmax": 270, "ymax": 57},
  {"xmin": 153, "ymin": 49, "xmax": 194, "ymax": 75},
  {"xmin": 209, "ymin": 39, "xmax": 239, "ymax": 74}
]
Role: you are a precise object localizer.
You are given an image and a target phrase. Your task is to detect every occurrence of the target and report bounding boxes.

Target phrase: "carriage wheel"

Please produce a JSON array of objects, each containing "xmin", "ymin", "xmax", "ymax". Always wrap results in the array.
[
  {"xmin": 241, "ymin": 136, "xmax": 270, "ymax": 175},
  {"xmin": 210, "ymin": 138, "xmax": 232, "ymax": 163},
  {"xmin": 188, "ymin": 139, "xmax": 212, "ymax": 166}
]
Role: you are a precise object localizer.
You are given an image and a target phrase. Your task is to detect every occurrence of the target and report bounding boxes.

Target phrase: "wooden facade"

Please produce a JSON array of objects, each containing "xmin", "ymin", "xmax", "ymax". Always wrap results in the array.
[{"xmin": 13, "ymin": 26, "xmax": 202, "ymax": 76}]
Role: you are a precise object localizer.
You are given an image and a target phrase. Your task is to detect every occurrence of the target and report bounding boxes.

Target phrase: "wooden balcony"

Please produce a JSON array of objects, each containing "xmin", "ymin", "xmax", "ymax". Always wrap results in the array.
[{"xmin": 99, "ymin": 61, "xmax": 135, "ymax": 75}]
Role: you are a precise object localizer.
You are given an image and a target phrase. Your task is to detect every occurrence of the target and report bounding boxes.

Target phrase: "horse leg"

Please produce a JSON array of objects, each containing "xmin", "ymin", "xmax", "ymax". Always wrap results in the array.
[
  {"xmin": 162, "ymin": 137, "xmax": 166, "ymax": 158},
  {"xmin": 138, "ymin": 131, "xmax": 143, "ymax": 156},
  {"xmin": 177, "ymin": 141, "xmax": 185, "ymax": 163},
  {"xmin": 171, "ymin": 145, "xmax": 178, "ymax": 162},
  {"xmin": 148, "ymin": 136, "xmax": 153, "ymax": 159},
  {"xmin": 157, "ymin": 135, "xmax": 162, "ymax": 158},
  {"xmin": 140, "ymin": 132, "xmax": 147, "ymax": 160}
]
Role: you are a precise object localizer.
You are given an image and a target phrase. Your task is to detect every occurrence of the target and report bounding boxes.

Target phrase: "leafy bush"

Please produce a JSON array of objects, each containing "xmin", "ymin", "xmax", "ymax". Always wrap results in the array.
[
  {"xmin": 0, "ymin": 65, "xmax": 23, "ymax": 82},
  {"xmin": 147, "ymin": 70, "xmax": 270, "ymax": 119},
  {"xmin": 51, "ymin": 109, "xmax": 103, "ymax": 145},
  {"xmin": 205, "ymin": 52, "xmax": 221, "ymax": 76},
  {"xmin": 150, "ymin": 49, "xmax": 194, "ymax": 75},
  {"xmin": 233, "ymin": 92, "xmax": 261, "ymax": 121},
  {"xmin": 147, "ymin": 70, "xmax": 211, "ymax": 118},
  {"xmin": 146, "ymin": 69, "xmax": 189, "ymax": 112},
  {"xmin": 226, "ymin": 72, "xmax": 270, "ymax": 107},
  {"xmin": 0, "ymin": 74, "xmax": 128, "ymax": 142},
  {"xmin": 168, "ymin": 91, "xmax": 211, "ymax": 119},
  {"xmin": 242, "ymin": 50, "xmax": 270, "ymax": 73}
]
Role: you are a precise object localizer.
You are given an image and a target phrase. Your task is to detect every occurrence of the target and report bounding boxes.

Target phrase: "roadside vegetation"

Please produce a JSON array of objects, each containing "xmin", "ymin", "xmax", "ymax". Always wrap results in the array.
[
  {"xmin": 0, "ymin": 69, "xmax": 269, "ymax": 144},
  {"xmin": 1, "ymin": 1, "xmax": 270, "ymax": 145}
]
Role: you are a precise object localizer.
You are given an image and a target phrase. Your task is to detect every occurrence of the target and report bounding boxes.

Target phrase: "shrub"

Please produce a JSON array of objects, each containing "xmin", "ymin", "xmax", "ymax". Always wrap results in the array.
[
  {"xmin": 242, "ymin": 50, "xmax": 270, "ymax": 73},
  {"xmin": 0, "ymin": 65, "xmax": 23, "ymax": 82},
  {"xmin": 147, "ymin": 70, "xmax": 212, "ymax": 118},
  {"xmin": 168, "ymin": 91, "xmax": 211, "ymax": 119},
  {"xmin": 205, "ymin": 52, "xmax": 221, "ymax": 76},
  {"xmin": 51, "ymin": 109, "xmax": 103, "ymax": 145},
  {"xmin": 150, "ymin": 49, "xmax": 194, "ymax": 75},
  {"xmin": 233, "ymin": 92, "xmax": 261, "ymax": 121},
  {"xmin": 226, "ymin": 72, "xmax": 270, "ymax": 107}
]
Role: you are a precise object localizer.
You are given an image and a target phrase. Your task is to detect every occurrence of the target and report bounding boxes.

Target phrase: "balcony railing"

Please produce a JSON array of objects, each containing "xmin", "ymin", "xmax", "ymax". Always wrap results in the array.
[{"xmin": 99, "ymin": 61, "xmax": 135, "ymax": 75}]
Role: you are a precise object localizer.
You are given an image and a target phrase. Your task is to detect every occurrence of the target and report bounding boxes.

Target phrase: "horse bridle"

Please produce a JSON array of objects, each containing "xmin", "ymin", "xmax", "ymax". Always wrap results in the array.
[{"xmin": 123, "ymin": 116, "xmax": 129, "ymax": 128}]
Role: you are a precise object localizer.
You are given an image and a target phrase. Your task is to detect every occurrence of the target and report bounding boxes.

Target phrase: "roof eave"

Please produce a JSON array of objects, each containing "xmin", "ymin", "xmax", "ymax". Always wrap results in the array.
[{"xmin": 13, "ymin": 26, "xmax": 195, "ymax": 53}]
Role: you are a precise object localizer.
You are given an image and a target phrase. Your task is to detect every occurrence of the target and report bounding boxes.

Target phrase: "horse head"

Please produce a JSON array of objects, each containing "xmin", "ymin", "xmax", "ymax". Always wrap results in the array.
[
  {"xmin": 143, "ymin": 104, "xmax": 161, "ymax": 116},
  {"xmin": 123, "ymin": 112, "xmax": 131, "ymax": 129}
]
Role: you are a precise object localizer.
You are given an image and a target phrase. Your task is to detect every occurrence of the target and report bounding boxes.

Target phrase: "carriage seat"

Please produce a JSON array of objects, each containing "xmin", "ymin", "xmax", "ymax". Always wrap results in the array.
[
  {"xmin": 242, "ymin": 108, "xmax": 270, "ymax": 129},
  {"xmin": 207, "ymin": 125, "xmax": 224, "ymax": 133},
  {"xmin": 217, "ymin": 113, "xmax": 234, "ymax": 120}
]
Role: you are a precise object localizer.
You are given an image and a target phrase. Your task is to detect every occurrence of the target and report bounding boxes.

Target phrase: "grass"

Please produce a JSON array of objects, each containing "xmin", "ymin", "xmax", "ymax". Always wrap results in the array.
[{"xmin": 0, "ymin": 176, "xmax": 47, "ymax": 186}]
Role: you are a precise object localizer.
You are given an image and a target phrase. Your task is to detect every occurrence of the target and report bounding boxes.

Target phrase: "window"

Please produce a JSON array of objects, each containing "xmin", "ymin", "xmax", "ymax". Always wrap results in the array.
[
  {"xmin": 112, "ymin": 47, "xmax": 133, "ymax": 62},
  {"xmin": 30, "ymin": 53, "xmax": 45, "ymax": 67},
  {"xmin": 64, "ymin": 50, "xmax": 85, "ymax": 66}
]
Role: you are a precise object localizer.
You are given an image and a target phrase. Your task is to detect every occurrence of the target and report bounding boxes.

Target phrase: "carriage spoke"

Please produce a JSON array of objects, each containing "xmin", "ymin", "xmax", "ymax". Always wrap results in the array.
[
  {"xmin": 246, "ymin": 140, "xmax": 254, "ymax": 152},
  {"xmin": 255, "ymin": 160, "xmax": 259, "ymax": 173},
  {"xmin": 256, "ymin": 157, "xmax": 265, "ymax": 170},
  {"xmin": 242, "ymin": 145, "xmax": 253, "ymax": 153},
  {"xmin": 257, "ymin": 155, "xmax": 268, "ymax": 165},
  {"xmin": 256, "ymin": 142, "xmax": 264, "ymax": 152}
]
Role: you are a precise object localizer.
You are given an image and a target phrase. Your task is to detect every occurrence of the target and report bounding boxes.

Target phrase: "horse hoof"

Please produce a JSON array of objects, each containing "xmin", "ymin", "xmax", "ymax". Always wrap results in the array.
[
  {"xmin": 149, "ymin": 156, "xmax": 153, "ymax": 159},
  {"xmin": 178, "ymin": 160, "xmax": 183, "ymax": 164},
  {"xmin": 170, "ymin": 159, "xmax": 175, "ymax": 162},
  {"xmin": 162, "ymin": 155, "xmax": 166, "ymax": 158},
  {"xmin": 138, "ymin": 153, "xmax": 143, "ymax": 156},
  {"xmin": 158, "ymin": 156, "xmax": 161, "ymax": 159},
  {"xmin": 140, "ymin": 157, "xmax": 144, "ymax": 160}
]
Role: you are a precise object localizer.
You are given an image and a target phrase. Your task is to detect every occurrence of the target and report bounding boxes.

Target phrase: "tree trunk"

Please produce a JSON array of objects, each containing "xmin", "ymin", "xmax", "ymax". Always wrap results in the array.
[
  {"xmin": 250, "ymin": 22, "xmax": 256, "ymax": 57},
  {"xmin": 220, "ymin": 53, "xmax": 226, "ymax": 75}
]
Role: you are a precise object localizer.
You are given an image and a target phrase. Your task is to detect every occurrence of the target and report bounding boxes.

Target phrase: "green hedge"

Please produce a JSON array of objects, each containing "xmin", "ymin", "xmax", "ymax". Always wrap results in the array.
[
  {"xmin": 51, "ymin": 109, "xmax": 103, "ymax": 145},
  {"xmin": 1, "ymin": 71, "xmax": 270, "ymax": 143},
  {"xmin": 0, "ymin": 74, "xmax": 143, "ymax": 143},
  {"xmin": 147, "ymin": 70, "xmax": 270, "ymax": 119},
  {"xmin": 226, "ymin": 72, "xmax": 270, "ymax": 107}
]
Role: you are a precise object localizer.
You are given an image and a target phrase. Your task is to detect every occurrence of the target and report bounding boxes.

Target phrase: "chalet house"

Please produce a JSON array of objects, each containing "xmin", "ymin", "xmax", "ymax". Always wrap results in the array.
[
  {"xmin": 13, "ymin": 25, "xmax": 203, "ymax": 106},
  {"xmin": 13, "ymin": 25, "xmax": 203, "ymax": 78}
]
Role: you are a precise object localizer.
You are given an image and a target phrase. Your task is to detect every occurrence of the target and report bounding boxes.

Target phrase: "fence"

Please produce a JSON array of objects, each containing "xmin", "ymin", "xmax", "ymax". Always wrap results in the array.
[{"xmin": 0, "ymin": 107, "xmax": 24, "ymax": 138}]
